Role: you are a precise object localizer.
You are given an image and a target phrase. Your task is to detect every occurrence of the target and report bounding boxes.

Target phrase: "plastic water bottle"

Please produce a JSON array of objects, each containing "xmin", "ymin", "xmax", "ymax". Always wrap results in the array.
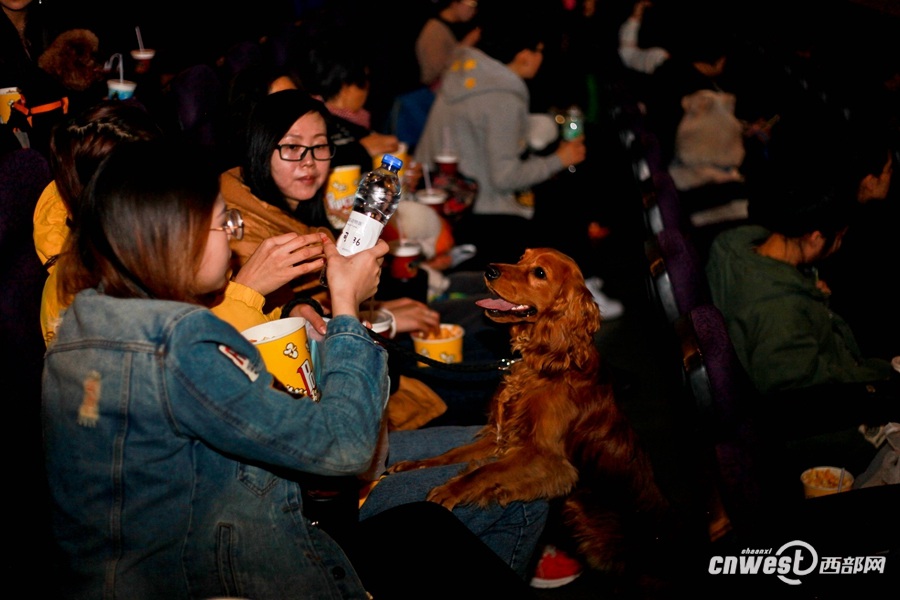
[
  {"xmin": 335, "ymin": 154, "xmax": 404, "ymax": 255},
  {"xmin": 320, "ymin": 155, "xmax": 403, "ymax": 287},
  {"xmin": 561, "ymin": 105, "xmax": 584, "ymax": 141},
  {"xmin": 561, "ymin": 106, "xmax": 584, "ymax": 173}
]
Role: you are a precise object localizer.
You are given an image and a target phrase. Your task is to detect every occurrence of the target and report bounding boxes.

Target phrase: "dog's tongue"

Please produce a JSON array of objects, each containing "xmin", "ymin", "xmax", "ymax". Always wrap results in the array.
[{"xmin": 476, "ymin": 298, "xmax": 519, "ymax": 311}]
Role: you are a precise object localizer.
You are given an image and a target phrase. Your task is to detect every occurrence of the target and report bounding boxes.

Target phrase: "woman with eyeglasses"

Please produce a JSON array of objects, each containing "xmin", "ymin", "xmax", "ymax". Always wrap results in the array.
[
  {"xmin": 36, "ymin": 99, "xmax": 328, "ymax": 346},
  {"xmin": 221, "ymin": 89, "xmax": 549, "ymax": 581},
  {"xmin": 222, "ymin": 89, "xmax": 441, "ymax": 340},
  {"xmin": 43, "ymin": 137, "xmax": 541, "ymax": 599}
]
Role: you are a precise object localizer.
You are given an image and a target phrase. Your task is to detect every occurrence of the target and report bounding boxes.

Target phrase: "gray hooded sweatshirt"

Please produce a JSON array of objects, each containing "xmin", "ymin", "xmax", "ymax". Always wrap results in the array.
[{"xmin": 414, "ymin": 46, "xmax": 565, "ymax": 219}]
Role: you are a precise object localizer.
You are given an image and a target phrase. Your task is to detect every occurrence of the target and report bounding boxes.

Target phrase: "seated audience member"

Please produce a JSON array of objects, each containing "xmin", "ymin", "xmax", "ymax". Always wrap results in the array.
[
  {"xmin": 415, "ymin": 0, "xmax": 481, "ymax": 89},
  {"xmin": 818, "ymin": 129, "xmax": 897, "ymax": 359},
  {"xmin": 705, "ymin": 164, "xmax": 898, "ymax": 473},
  {"xmin": 220, "ymin": 89, "xmax": 504, "ymax": 425},
  {"xmin": 298, "ymin": 44, "xmax": 401, "ymax": 175},
  {"xmin": 35, "ymin": 99, "xmax": 318, "ymax": 345},
  {"xmin": 43, "ymin": 137, "xmax": 546, "ymax": 597},
  {"xmin": 617, "ymin": 0, "xmax": 670, "ymax": 76},
  {"xmin": 413, "ymin": 10, "xmax": 585, "ymax": 267},
  {"xmin": 220, "ymin": 89, "xmax": 438, "ymax": 332},
  {"xmin": 0, "ymin": 0, "xmax": 69, "ymax": 156},
  {"xmin": 643, "ymin": 20, "xmax": 736, "ymax": 166},
  {"xmin": 35, "ymin": 100, "xmax": 162, "ymax": 345}
]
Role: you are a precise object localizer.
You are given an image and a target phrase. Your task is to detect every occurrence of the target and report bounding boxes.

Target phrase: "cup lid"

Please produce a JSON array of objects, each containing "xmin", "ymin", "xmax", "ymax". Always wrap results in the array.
[
  {"xmin": 390, "ymin": 240, "xmax": 422, "ymax": 256},
  {"xmin": 416, "ymin": 188, "xmax": 448, "ymax": 204}
]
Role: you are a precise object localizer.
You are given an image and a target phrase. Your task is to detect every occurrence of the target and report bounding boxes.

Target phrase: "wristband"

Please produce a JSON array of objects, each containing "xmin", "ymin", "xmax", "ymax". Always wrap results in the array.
[{"xmin": 281, "ymin": 296, "xmax": 325, "ymax": 319}]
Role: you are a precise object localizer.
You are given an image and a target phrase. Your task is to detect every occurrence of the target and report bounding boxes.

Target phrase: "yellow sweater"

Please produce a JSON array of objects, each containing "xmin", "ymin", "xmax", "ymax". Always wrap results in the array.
[
  {"xmin": 219, "ymin": 167, "xmax": 333, "ymax": 312},
  {"xmin": 34, "ymin": 180, "xmax": 280, "ymax": 346}
]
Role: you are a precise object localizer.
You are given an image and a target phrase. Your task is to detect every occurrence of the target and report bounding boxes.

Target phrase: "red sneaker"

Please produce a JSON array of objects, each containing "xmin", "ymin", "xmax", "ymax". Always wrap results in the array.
[{"xmin": 529, "ymin": 544, "xmax": 583, "ymax": 589}]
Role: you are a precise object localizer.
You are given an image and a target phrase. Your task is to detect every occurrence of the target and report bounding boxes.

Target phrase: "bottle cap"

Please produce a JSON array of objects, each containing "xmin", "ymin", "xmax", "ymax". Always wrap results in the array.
[{"xmin": 381, "ymin": 154, "xmax": 403, "ymax": 171}]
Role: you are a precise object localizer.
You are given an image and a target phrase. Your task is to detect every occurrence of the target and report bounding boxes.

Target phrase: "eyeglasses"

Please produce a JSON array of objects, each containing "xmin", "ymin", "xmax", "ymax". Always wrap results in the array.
[
  {"xmin": 275, "ymin": 142, "xmax": 336, "ymax": 162},
  {"xmin": 210, "ymin": 208, "xmax": 244, "ymax": 240}
]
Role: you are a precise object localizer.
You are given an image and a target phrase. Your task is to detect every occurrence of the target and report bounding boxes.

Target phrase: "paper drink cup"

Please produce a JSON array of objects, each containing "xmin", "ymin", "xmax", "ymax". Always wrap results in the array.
[
  {"xmin": 242, "ymin": 317, "xmax": 319, "ymax": 400},
  {"xmin": 359, "ymin": 309, "xmax": 395, "ymax": 337},
  {"xmin": 107, "ymin": 79, "xmax": 137, "ymax": 100},
  {"xmin": 374, "ymin": 142, "xmax": 408, "ymax": 178},
  {"xmin": 388, "ymin": 240, "xmax": 423, "ymax": 281},
  {"xmin": 324, "ymin": 165, "xmax": 362, "ymax": 229},
  {"xmin": 415, "ymin": 188, "xmax": 448, "ymax": 217},
  {"xmin": 800, "ymin": 466, "xmax": 854, "ymax": 499},
  {"xmin": 130, "ymin": 49, "xmax": 155, "ymax": 61},
  {"xmin": 130, "ymin": 49, "xmax": 155, "ymax": 74},
  {"xmin": 0, "ymin": 86, "xmax": 22, "ymax": 125},
  {"xmin": 411, "ymin": 323, "xmax": 464, "ymax": 368}
]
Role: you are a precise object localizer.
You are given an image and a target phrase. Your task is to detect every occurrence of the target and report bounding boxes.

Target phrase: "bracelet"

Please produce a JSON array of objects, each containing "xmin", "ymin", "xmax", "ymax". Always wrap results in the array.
[{"xmin": 281, "ymin": 296, "xmax": 325, "ymax": 319}]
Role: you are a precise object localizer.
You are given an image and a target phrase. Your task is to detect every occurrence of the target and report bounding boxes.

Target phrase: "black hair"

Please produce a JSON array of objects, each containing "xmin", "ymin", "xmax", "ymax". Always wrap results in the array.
[
  {"xmin": 61, "ymin": 138, "xmax": 220, "ymax": 303},
  {"xmin": 753, "ymin": 163, "xmax": 859, "ymax": 240},
  {"xmin": 300, "ymin": 45, "xmax": 370, "ymax": 102},
  {"xmin": 475, "ymin": 4, "xmax": 545, "ymax": 64},
  {"xmin": 241, "ymin": 89, "xmax": 333, "ymax": 227}
]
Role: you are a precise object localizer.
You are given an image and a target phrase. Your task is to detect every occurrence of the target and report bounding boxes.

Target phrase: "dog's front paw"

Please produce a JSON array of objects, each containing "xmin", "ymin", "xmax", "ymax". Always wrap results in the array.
[
  {"xmin": 426, "ymin": 478, "xmax": 495, "ymax": 510},
  {"xmin": 426, "ymin": 483, "xmax": 464, "ymax": 510},
  {"xmin": 386, "ymin": 459, "xmax": 425, "ymax": 474}
]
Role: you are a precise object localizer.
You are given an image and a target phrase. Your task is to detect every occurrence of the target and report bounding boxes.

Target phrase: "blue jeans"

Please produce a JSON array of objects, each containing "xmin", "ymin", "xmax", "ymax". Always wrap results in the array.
[{"xmin": 360, "ymin": 426, "xmax": 548, "ymax": 579}]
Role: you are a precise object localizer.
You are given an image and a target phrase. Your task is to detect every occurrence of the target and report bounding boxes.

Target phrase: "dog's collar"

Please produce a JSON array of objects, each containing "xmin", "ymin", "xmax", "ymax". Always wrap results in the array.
[{"xmin": 498, "ymin": 357, "xmax": 522, "ymax": 371}]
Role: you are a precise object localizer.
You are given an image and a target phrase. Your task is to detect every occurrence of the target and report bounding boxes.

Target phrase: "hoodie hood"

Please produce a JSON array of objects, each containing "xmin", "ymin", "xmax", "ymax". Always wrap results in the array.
[
  {"xmin": 438, "ymin": 47, "xmax": 529, "ymax": 107},
  {"xmin": 706, "ymin": 224, "xmax": 823, "ymax": 315}
]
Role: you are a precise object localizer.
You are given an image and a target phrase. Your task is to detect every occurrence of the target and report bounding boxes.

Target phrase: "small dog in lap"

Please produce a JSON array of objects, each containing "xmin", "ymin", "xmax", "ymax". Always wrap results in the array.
[{"xmin": 388, "ymin": 248, "xmax": 669, "ymax": 577}]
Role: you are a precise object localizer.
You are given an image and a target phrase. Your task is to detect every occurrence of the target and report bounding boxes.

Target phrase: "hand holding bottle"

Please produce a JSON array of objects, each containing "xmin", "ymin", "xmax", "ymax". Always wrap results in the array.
[
  {"xmin": 560, "ymin": 106, "xmax": 586, "ymax": 172},
  {"xmin": 320, "ymin": 154, "xmax": 403, "ymax": 286},
  {"xmin": 321, "ymin": 234, "xmax": 389, "ymax": 318},
  {"xmin": 556, "ymin": 138, "xmax": 587, "ymax": 173}
]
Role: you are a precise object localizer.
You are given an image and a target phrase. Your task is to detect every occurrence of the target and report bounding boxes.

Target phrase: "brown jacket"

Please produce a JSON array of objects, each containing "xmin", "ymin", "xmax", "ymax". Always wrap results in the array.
[
  {"xmin": 219, "ymin": 168, "xmax": 448, "ymax": 430},
  {"xmin": 220, "ymin": 167, "xmax": 333, "ymax": 311}
]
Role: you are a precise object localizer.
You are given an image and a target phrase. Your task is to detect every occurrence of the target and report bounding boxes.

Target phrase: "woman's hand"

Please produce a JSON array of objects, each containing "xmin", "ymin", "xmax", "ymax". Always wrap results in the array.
[
  {"xmin": 360, "ymin": 132, "xmax": 400, "ymax": 157},
  {"xmin": 556, "ymin": 138, "xmax": 587, "ymax": 171},
  {"xmin": 322, "ymin": 235, "xmax": 388, "ymax": 318},
  {"xmin": 233, "ymin": 232, "xmax": 324, "ymax": 296},
  {"xmin": 460, "ymin": 26, "xmax": 481, "ymax": 48},
  {"xmin": 380, "ymin": 297, "xmax": 441, "ymax": 336},
  {"xmin": 289, "ymin": 303, "xmax": 329, "ymax": 340}
]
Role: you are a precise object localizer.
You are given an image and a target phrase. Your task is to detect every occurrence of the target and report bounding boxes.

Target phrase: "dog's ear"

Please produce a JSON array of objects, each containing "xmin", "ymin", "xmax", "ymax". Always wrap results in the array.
[
  {"xmin": 524, "ymin": 277, "xmax": 600, "ymax": 375},
  {"xmin": 569, "ymin": 282, "xmax": 601, "ymax": 368}
]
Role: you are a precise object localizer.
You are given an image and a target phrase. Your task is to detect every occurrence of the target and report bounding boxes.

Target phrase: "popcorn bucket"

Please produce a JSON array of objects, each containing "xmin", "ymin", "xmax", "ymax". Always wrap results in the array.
[
  {"xmin": 242, "ymin": 317, "xmax": 319, "ymax": 400},
  {"xmin": 324, "ymin": 165, "xmax": 361, "ymax": 229},
  {"xmin": 411, "ymin": 323, "xmax": 464, "ymax": 368}
]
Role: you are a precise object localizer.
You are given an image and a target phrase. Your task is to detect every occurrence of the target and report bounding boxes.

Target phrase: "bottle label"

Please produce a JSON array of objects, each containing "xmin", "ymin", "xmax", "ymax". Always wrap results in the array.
[{"xmin": 336, "ymin": 211, "xmax": 385, "ymax": 255}]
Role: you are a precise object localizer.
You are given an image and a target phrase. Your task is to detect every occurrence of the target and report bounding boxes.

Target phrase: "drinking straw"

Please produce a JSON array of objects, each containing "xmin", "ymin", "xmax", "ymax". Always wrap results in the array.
[
  {"xmin": 836, "ymin": 468, "xmax": 845, "ymax": 492},
  {"xmin": 423, "ymin": 164, "xmax": 433, "ymax": 192},
  {"xmin": 105, "ymin": 53, "xmax": 124, "ymax": 82},
  {"xmin": 441, "ymin": 126, "xmax": 453, "ymax": 156},
  {"xmin": 135, "ymin": 26, "xmax": 144, "ymax": 51}
]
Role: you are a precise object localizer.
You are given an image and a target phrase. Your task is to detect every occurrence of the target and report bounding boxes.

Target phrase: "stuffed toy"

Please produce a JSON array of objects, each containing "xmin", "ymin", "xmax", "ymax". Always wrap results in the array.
[
  {"xmin": 38, "ymin": 29, "xmax": 103, "ymax": 92},
  {"xmin": 382, "ymin": 200, "xmax": 456, "ymax": 299},
  {"xmin": 668, "ymin": 89, "xmax": 745, "ymax": 191}
]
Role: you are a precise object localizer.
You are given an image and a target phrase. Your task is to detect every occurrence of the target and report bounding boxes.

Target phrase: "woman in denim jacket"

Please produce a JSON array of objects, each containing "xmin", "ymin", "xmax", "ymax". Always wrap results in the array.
[
  {"xmin": 41, "ymin": 137, "xmax": 389, "ymax": 598},
  {"xmin": 43, "ymin": 139, "xmax": 546, "ymax": 598}
]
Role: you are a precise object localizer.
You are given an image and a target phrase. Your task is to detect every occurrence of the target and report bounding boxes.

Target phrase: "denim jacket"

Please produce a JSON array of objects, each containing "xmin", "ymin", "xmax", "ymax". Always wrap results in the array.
[{"xmin": 43, "ymin": 289, "xmax": 389, "ymax": 599}]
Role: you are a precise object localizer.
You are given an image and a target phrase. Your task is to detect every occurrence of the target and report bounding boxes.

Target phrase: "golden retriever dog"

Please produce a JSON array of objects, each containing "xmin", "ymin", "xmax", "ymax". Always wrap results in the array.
[{"xmin": 388, "ymin": 248, "xmax": 669, "ymax": 578}]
